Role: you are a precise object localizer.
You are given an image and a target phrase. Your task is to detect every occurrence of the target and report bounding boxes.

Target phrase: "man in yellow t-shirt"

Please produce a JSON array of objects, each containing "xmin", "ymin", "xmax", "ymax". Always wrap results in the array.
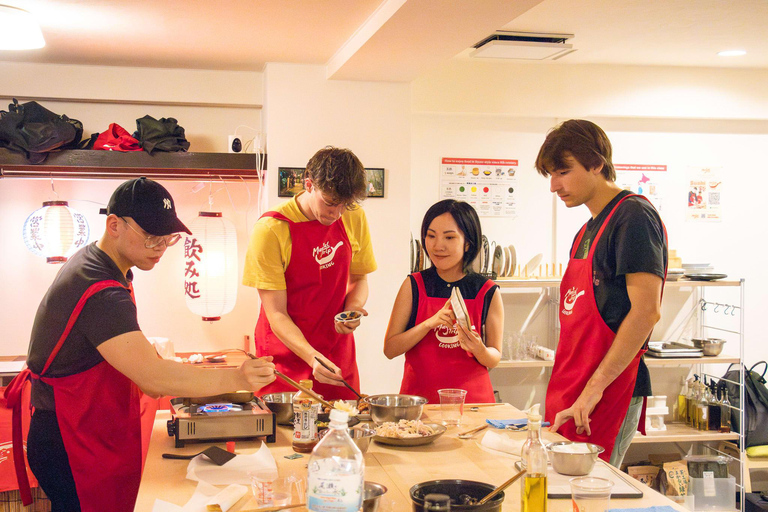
[{"xmin": 243, "ymin": 146, "xmax": 377, "ymax": 400}]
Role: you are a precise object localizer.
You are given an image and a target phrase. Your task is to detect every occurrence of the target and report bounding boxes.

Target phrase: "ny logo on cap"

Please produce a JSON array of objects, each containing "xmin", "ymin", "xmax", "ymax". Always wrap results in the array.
[{"xmin": 163, "ymin": 198, "xmax": 172, "ymax": 210}]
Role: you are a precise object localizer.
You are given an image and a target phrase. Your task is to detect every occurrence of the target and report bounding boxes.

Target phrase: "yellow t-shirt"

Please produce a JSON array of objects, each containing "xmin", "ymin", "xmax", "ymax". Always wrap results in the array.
[{"xmin": 242, "ymin": 193, "xmax": 377, "ymax": 290}]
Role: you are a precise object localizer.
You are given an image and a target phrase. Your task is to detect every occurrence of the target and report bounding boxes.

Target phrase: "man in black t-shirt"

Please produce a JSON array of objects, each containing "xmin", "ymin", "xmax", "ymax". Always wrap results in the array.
[
  {"xmin": 535, "ymin": 120, "xmax": 667, "ymax": 466},
  {"xmin": 15, "ymin": 178, "xmax": 276, "ymax": 512}
]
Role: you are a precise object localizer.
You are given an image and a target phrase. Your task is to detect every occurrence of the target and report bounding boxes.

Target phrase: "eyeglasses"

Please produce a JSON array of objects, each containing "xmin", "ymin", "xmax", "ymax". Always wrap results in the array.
[{"xmin": 121, "ymin": 218, "xmax": 181, "ymax": 249}]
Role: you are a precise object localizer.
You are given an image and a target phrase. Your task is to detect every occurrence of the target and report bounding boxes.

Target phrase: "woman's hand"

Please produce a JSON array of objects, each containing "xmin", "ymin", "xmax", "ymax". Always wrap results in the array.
[
  {"xmin": 456, "ymin": 322, "xmax": 484, "ymax": 355},
  {"xmin": 425, "ymin": 300, "xmax": 455, "ymax": 331}
]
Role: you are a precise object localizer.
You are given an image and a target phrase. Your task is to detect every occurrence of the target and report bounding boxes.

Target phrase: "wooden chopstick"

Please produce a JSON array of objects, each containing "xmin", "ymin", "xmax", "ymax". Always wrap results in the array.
[{"xmin": 239, "ymin": 503, "xmax": 305, "ymax": 512}]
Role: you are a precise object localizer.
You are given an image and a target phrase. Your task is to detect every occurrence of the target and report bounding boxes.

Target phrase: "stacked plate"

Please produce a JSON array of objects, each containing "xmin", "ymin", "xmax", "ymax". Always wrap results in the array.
[
  {"xmin": 666, "ymin": 268, "xmax": 685, "ymax": 281},
  {"xmin": 681, "ymin": 263, "xmax": 727, "ymax": 281}
]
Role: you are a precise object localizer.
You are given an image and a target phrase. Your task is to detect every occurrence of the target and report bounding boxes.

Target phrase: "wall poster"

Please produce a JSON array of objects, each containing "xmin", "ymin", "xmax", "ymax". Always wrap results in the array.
[
  {"xmin": 439, "ymin": 157, "xmax": 518, "ymax": 217},
  {"xmin": 615, "ymin": 164, "xmax": 667, "ymax": 212},
  {"xmin": 686, "ymin": 166, "xmax": 722, "ymax": 222}
]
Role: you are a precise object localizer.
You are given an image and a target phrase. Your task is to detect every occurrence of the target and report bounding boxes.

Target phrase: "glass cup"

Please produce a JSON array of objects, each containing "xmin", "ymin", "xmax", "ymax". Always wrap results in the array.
[
  {"xmin": 438, "ymin": 388, "xmax": 467, "ymax": 426},
  {"xmin": 570, "ymin": 476, "xmax": 614, "ymax": 512}
]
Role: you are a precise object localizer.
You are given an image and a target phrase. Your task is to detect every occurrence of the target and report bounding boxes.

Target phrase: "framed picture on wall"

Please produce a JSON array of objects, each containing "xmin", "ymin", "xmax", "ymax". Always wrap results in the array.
[
  {"xmin": 366, "ymin": 168, "xmax": 385, "ymax": 198},
  {"xmin": 277, "ymin": 167, "xmax": 305, "ymax": 197}
]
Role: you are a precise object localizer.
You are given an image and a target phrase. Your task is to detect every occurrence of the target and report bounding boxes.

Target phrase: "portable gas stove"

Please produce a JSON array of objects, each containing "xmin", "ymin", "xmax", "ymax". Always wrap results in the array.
[{"xmin": 167, "ymin": 398, "xmax": 276, "ymax": 447}]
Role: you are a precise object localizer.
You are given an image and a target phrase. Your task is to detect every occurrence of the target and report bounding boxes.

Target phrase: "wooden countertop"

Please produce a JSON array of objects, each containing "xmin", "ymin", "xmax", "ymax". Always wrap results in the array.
[{"xmin": 136, "ymin": 404, "xmax": 685, "ymax": 511}]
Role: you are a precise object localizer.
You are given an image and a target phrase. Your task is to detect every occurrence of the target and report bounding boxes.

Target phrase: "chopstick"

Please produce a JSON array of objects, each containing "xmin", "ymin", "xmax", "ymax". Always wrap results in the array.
[
  {"xmin": 240, "ymin": 503, "xmax": 305, "ymax": 512},
  {"xmin": 476, "ymin": 468, "xmax": 526, "ymax": 505},
  {"xmin": 458, "ymin": 424, "xmax": 489, "ymax": 439},
  {"xmin": 237, "ymin": 349, "xmax": 335, "ymax": 410},
  {"xmin": 314, "ymin": 357, "xmax": 364, "ymax": 400}
]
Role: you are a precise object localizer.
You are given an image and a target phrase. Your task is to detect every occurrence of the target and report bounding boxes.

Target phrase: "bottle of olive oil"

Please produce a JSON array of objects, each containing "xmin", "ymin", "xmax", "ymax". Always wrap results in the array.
[
  {"xmin": 677, "ymin": 376, "xmax": 688, "ymax": 422},
  {"xmin": 521, "ymin": 405, "xmax": 547, "ymax": 512}
]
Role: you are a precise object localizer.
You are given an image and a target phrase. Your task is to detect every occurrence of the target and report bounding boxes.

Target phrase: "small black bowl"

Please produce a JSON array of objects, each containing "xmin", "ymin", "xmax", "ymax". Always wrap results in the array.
[{"xmin": 410, "ymin": 479, "xmax": 504, "ymax": 512}]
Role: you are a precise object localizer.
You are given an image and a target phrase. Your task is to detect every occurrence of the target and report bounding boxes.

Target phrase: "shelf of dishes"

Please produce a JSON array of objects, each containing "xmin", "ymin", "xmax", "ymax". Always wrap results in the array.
[
  {"xmin": 630, "ymin": 422, "xmax": 739, "ymax": 443},
  {"xmin": 496, "ymin": 353, "xmax": 738, "ymax": 369}
]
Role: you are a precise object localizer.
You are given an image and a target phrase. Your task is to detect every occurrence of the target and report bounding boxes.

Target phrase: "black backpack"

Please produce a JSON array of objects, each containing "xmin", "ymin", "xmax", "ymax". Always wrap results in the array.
[
  {"xmin": 0, "ymin": 99, "xmax": 83, "ymax": 163},
  {"xmin": 718, "ymin": 362, "xmax": 768, "ymax": 447},
  {"xmin": 133, "ymin": 115, "xmax": 190, "ymax": 154}
]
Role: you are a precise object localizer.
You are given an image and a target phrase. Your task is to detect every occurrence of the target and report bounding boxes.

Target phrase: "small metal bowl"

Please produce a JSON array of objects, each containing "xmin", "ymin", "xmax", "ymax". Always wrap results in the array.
[
  {"xmin": 701, "ymin": 338, "xmax": 726, "ymax": 356},
  {"xmin": 349, "ymin": 427, "xmax": 376, "ymax": 454},
  {"xmin": 546, "ymin": 441, "xmax": 604, "ymax": 476},
  {"xmin": 260, "ymin": 392, "xmax": 295, "ymax": 425},
  {"xmin": 363, "ymin": 481, "xmax": 387, "ymax": 512},
  {"xmin": 363, "ymin": 394, "xmax": 427, "ymax": 425}
]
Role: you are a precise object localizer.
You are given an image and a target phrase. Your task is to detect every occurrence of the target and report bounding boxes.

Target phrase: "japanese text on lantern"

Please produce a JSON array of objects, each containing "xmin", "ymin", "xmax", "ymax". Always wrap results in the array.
[{"xmin": 184, "ymin": 237, "xmax": 203, "ymax": 299}]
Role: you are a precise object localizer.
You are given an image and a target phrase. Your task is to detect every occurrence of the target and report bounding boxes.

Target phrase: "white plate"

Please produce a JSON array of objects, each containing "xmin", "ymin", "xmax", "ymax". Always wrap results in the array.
[
  {"xmin": 525, "ymin": 253, "xmax": 543, "ymax": 277},
  {"xmin": 492, "ymin": 245, "xmax": 504, "ymax": 276},
  {"xmin": 335, "ymin": 310, "xmax": 363, "ymax": 323},
  {"xmin": 507, "ymin": 245, "xmax": 517, "ymax": 277}
]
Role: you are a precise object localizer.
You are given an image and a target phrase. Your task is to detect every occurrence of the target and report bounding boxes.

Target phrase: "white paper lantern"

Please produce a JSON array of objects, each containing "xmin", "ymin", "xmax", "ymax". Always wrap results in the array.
[
  {"xmin": 22, "ymin": 201, "xmax": 90, "ymax": 263},
  {"xmin": 183, "ymin": 212, "xmax": 238, "ymax": 321}
]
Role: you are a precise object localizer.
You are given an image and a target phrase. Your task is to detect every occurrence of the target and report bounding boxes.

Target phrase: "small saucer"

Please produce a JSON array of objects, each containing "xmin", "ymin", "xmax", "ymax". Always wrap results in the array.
[{"xmin": 335, "ymin": 310, "xmax": 363, "ymax": 323}]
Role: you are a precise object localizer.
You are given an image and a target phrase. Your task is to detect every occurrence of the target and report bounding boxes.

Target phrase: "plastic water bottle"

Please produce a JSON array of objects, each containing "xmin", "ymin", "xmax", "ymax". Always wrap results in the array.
[{"xmin": 307, "ymin": 409, "xmax": 364, "ymax": 512}]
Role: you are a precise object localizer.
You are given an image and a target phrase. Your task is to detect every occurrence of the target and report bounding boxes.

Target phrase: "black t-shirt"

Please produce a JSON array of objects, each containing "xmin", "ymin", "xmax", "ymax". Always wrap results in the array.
[
  {"xmin": 27, "ymin": 243, "xmax": 141, "ymax": 410},
  {"xmin": 406, "ymin": 266, "xmax": 498, "ymax": 333},
  {"xmin": 570, "ymin": 190, "xmax": 667, "ymax": 397}
]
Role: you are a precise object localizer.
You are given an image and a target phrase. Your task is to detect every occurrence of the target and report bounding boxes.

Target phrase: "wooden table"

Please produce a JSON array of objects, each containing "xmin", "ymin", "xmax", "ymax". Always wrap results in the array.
[{"xmin": 136, "ymin": 404, "xmax": 686, "ymax": 511}]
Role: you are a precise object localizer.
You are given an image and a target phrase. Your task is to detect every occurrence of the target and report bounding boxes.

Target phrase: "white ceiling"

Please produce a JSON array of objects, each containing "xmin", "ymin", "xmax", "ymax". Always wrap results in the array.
[{"xmin": 1, "ymin": 0, "xmax": 766, "ymax": 81}]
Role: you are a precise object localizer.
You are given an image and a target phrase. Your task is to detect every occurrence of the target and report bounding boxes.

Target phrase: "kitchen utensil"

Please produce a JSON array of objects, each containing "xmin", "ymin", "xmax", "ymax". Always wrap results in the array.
[
  {"xmin": 481, "ymin": 236, "xmax": 490, "ymax": 273},
  {"xmin": 181, "ymin": 391, "xmax": 254, "ymax": 406},
  {"xmin": 261, "ymin": 391, "xmax": 295, "ymax": 425},
  {"xmin": 524, "ymin": 253, "xmax": 543, "ymax": 277},
  {"xmin": 410, "ymin": 479, "xmax": 504, "ymax": 511},
  {"xmin": 364, "ymin": 394, "xmax": 427, "ymax": 424},
  {"xmin": 696, "ymin": 338, "xmax": 726, "ymax": 356},
  {"xmin": 349, "ymin": 427, "xmax": 376, "ymax": 454},
  {"xmin": 161, "ymin": 446, "xmax": 236, "ymax": 465},
  {"xmin": 476, "ymin": 468, "xmax": 526, "ymax": 505},
  {"xmin": 373, "ymin": 423, "xmax": 447, "ymax": 446},
  {"xmin": 492, "ymin": 245, "xmax": 503, "ymax": 277},
  {"xmin": 334, "ymin": 310, "xmax": 363, "ymax": 323},
  {"xmin": 458, "ymin": 424, "xmax": 488, "ymax": 439},
  {"xmin": 363, "ymin": 481, "xmax": 387, "ymax": 512},
  {"xmin": 684, "ymin": 273, "xmax": 728, "ymax": 281},
  {"xmin": 546, "ymin": 441, "xmax": 604, "ymax": 476},
  {"xmin": 314, "ymin": 356, "xmax": 364, "ymax": 400},
  {"xmin": 240, "ymin": 503, "xmax": 305, "ymax": 512}
]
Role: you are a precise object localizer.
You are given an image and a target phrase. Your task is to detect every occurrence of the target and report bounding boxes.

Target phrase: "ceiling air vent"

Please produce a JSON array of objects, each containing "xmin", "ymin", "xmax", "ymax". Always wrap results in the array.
[{"xmin": 470, "ymin": 31, "xmax": 575, "ymax": 60}]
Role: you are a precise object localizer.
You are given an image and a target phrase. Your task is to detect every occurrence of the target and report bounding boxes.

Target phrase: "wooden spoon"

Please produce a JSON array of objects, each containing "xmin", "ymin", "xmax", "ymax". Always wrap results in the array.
[{"xmin": 476, "ymin": 468, "xmax": 526, "ymax": 505}]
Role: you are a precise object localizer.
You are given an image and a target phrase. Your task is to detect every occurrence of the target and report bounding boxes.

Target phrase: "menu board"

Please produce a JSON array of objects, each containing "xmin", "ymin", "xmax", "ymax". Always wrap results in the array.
[{"xmin": 440, "ymin": 157, "xmax": 518, "ymax": 217}]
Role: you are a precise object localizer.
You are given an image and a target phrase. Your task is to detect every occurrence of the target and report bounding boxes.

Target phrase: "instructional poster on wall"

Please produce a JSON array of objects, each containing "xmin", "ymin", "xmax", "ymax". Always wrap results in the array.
[
  {"xmin": 439, "ymin": 157, "xmax": 518, "ymax": 217},
  {"xmin": 686, "ymin": 166, "xmax": 723, "ymax": 222},
  {"xmin": 615, "ymin": 164, "xmax": 667, "ymax": 211}
]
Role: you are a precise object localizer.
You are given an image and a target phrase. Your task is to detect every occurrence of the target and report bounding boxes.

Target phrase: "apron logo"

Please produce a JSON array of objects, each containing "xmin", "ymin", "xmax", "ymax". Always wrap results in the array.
[
  {"xmin": 434, "ymin": 325, "xmax": 460, "ymax": 348},
  {"xmin": 562, "ymin": 286, "xmax": 585, "ymax": 316},
  {"xmin": 313, "ymin": 241, "xmax": 344, "ymax": 269}
]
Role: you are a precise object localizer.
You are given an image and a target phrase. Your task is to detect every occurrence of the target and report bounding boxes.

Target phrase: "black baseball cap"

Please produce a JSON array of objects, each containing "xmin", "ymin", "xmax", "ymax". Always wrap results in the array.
[{"xmin": 101, "ymin": 177, "xmax": 192, "ymax": 236}]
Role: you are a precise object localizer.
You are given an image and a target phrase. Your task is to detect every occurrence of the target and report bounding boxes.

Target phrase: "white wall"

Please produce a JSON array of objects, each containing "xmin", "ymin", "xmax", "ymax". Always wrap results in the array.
[{"xmin": 258, "ymin": 63, "xmax": 412, "ymax": 395}]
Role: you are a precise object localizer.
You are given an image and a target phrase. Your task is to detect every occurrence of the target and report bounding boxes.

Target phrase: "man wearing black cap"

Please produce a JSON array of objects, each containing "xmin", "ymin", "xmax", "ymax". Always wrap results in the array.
[{"xmin": 6, "ymin": 178, "xmax": 276, "ymax": 512}]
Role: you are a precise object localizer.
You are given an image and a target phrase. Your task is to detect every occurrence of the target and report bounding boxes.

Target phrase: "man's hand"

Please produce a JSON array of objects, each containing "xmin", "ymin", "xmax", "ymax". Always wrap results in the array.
[
  {"xmin": 550, "ymin": 388, "xmax": 604, "ymax": 436},
  {"xmin": 240, "ymin": 356, "xmax": 276, "ymax": 391},
  {"xmin": 334, "ymin": 308, "xmax": 368, "ymax": 334},
  {"xmin": 311, "ymin": 354, "xmax": 345, "ymax": 387}
]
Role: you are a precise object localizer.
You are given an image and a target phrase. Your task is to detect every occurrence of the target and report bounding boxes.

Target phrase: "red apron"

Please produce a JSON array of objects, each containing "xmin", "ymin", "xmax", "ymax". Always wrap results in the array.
[
  {"xmin": 545, "ymin": 195, "xmax": 665, "ymax": 461},
  {"xmin": 4, "ymin": 280, "xmax": 144, "ymax": 511},
  {"xmin": 254, "ymin": 211, "xmax": 359, "ymax": 401},
  {"xmin": 400, "ymin": 273, "xmax": 496, "ymax": 404}
]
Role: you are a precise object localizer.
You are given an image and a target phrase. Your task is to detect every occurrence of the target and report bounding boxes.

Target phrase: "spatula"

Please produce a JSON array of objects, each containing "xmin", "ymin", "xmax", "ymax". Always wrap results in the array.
[{"xmin": 162, "ymin": 446, "xmax": 236, "ymax": 466}]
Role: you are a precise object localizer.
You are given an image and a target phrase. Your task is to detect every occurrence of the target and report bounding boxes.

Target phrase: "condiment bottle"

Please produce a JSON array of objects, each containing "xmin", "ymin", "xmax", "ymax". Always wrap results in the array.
[
  {"xmin": 292, "ymin": 379, "xmax": 320, "ymax": 453},
  {"xmin": 707, "ymin": 380, "xmax": 722, "ymax": 431},
  {"xmin": 677, "ymin": 376, "xmax": 688, "ymax": 423},
  {"xmin": 424, "ymin": 493, "xmax": 452, "ymax": 511},
  {"xmin": 307, "ymin": 409, "xmax": 364, "ymax": 512},
  {"xmin": 520, "ymin": 404, "xmax": 547, "ymax": 512},
  {"xmin": 697, "ymin": 376, "xmax": 709, "ymax": 431},
  {"xmin": 686, "ymin": 376, "xmax": 697, "ymax": 427},
  {"xmin": 720, "ymin": 386, "xmax": 732, "ymax": 433}
]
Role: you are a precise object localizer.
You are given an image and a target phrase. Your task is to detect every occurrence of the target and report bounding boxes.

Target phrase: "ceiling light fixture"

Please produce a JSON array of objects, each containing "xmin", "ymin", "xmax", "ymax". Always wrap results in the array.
[
  {"xmin": 0, "ymin": 4, "xmax": 45, "ymax": 50},
  {"xmin": 718, "ymin": 50, "xmax": 746, "ymax": 57},
  {"xmin": 471, "ymin": 31, "xmax": 575, "ymax": 61}
]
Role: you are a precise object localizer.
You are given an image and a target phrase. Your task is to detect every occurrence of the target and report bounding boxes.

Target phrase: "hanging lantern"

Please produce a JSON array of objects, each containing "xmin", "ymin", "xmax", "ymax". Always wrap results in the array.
[
  {"xmin": 22, "ymin": 200, "xmax": 90, "ymax": 263},
  {"xmin": 184, "ymin": 212, "xmax": 238, "ymax": 321}
]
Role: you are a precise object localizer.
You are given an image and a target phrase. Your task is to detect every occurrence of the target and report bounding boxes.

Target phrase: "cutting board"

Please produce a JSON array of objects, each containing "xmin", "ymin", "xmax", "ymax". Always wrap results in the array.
[{"xmin": 515, "ymin": 460, "xmax": 643, "ymax": 499}]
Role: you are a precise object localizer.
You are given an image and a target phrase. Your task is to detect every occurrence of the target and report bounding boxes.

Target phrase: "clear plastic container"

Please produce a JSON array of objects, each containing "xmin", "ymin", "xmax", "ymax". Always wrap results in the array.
[
  {"xmin": 690, "ymin": 476, "xmax": 735, "ymax": 510},
  {"xmin": 307, "ymin": 409, "xmax": 364, "ymax": 512}
]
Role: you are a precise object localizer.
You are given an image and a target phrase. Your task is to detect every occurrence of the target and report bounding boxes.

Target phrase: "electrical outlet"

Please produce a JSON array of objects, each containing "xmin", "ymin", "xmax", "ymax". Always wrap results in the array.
[{"xmin": 228, "ymin": 135, "xmax": 243, "ymax": 153}]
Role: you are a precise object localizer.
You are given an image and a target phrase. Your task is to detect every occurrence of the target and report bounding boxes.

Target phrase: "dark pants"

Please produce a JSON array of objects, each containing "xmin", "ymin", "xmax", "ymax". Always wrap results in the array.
[{"xmin": 28, "ymin": 410, "xmax": 81, "ymax": 512}]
